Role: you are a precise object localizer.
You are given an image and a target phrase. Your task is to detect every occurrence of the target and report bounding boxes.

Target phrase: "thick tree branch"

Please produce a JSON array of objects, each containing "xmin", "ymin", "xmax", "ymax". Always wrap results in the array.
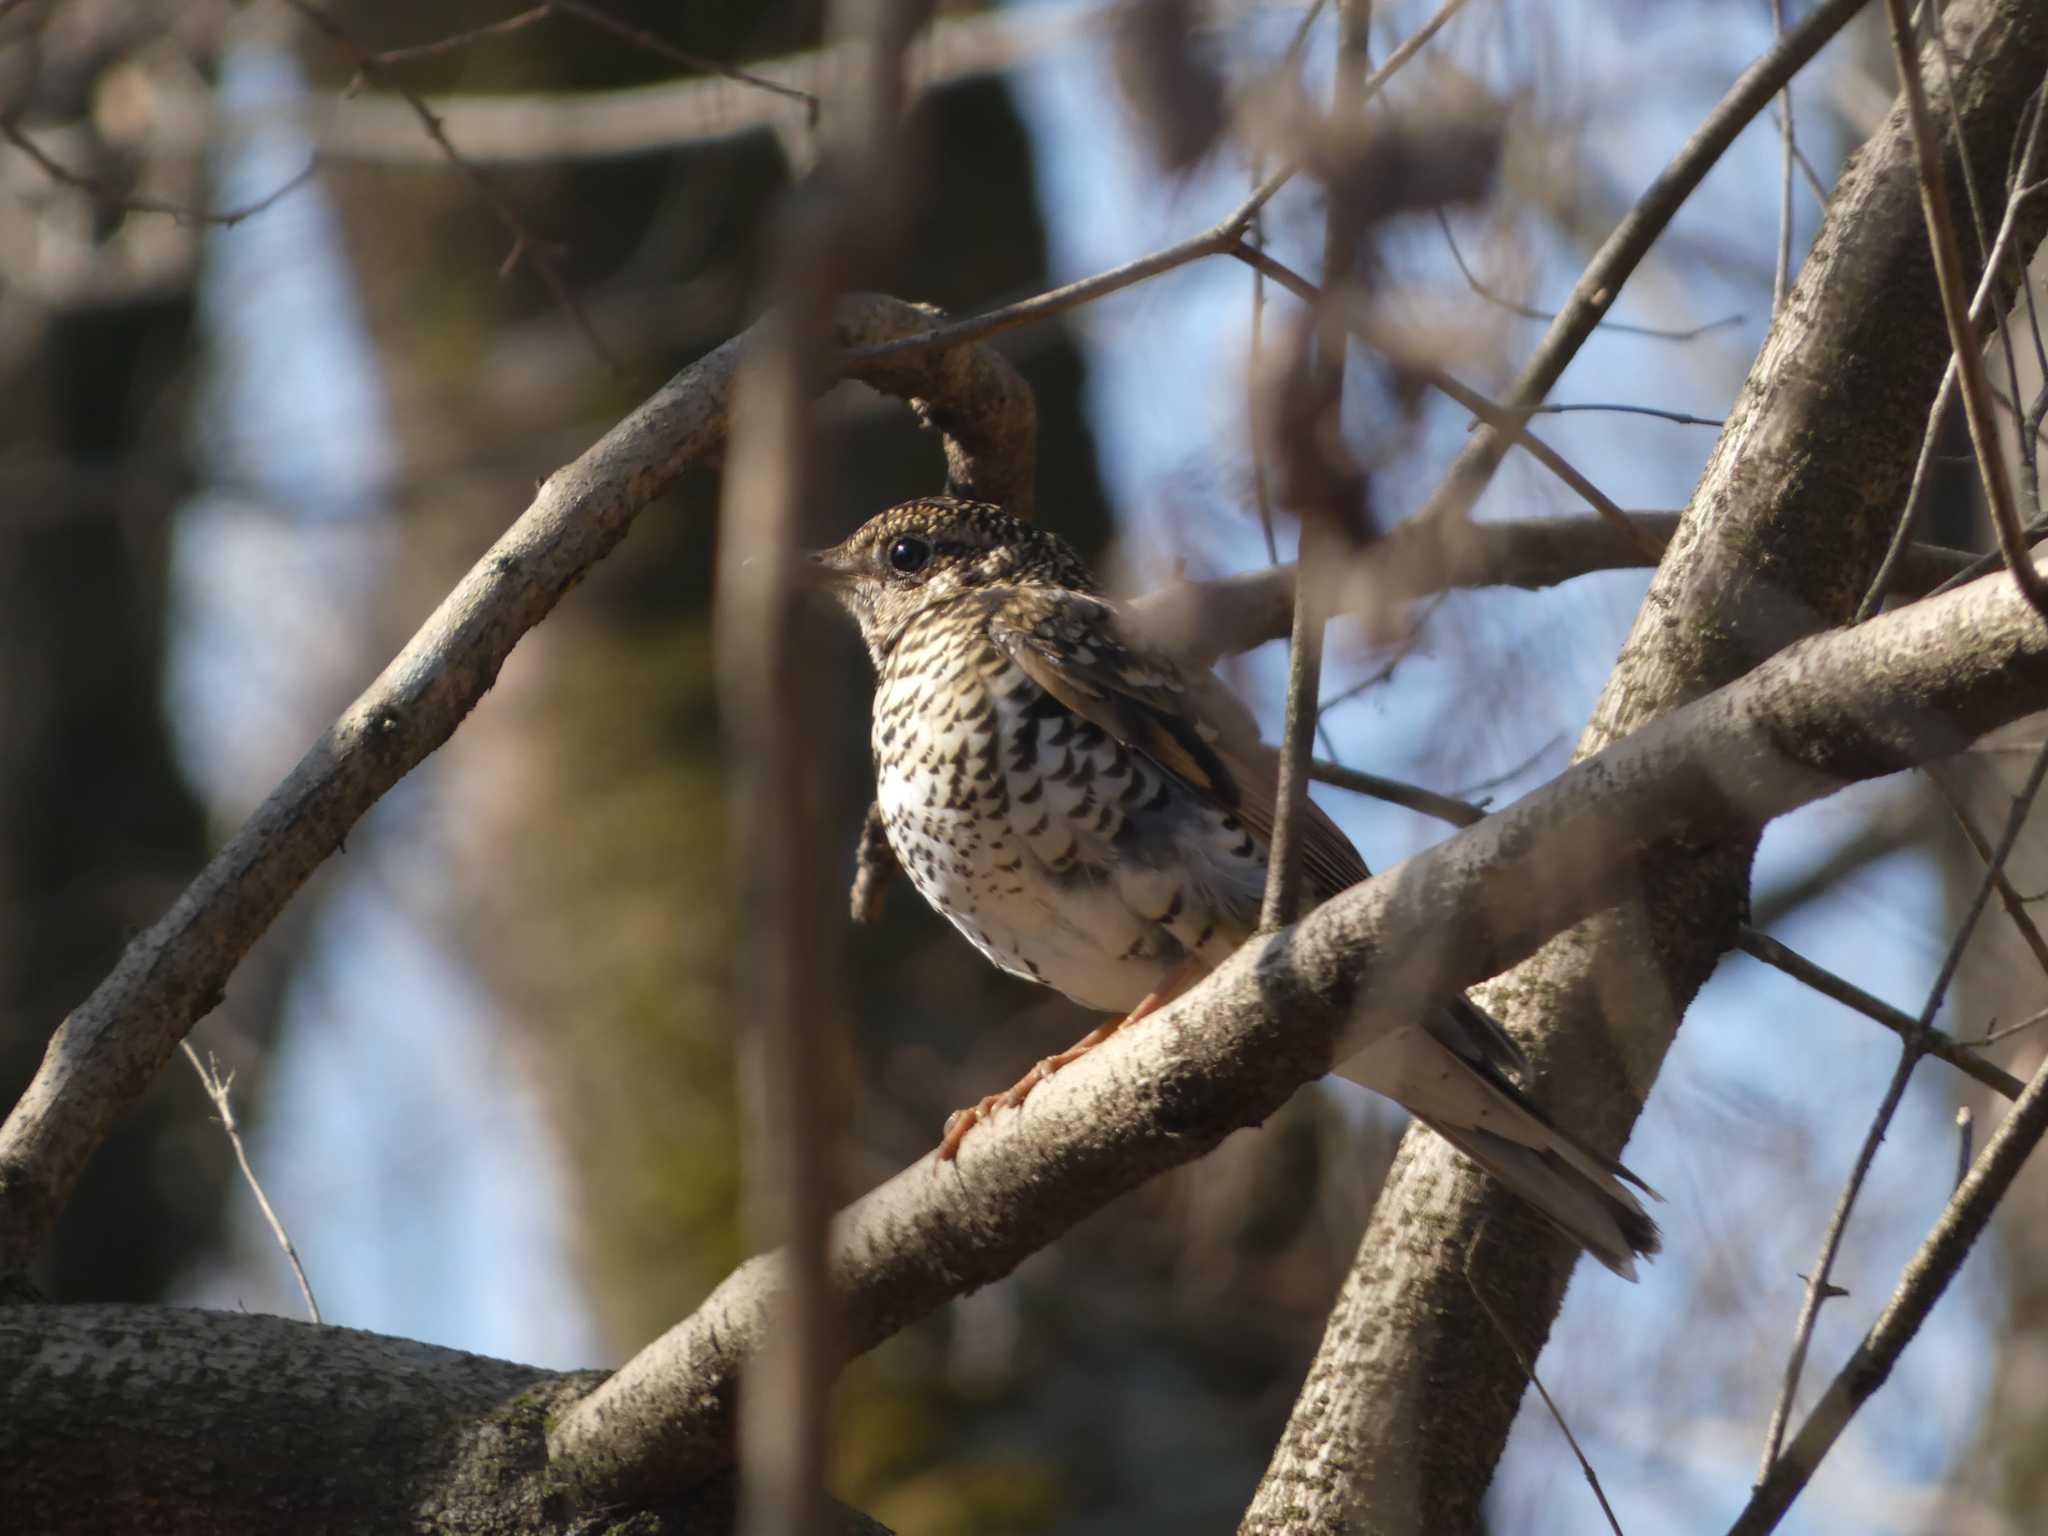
[
  {"xmin": 0, "ymin": 1305, "xmax": 890, "ymax": 1536},
  {"xmin": 1123, "ymin": 513, "xmax": 1975, "ymax": 666},
  {"xmin": 0, "ymin": 292, "xmax": 1033, "ymax": 1279},
  {"xmin": 546, "ymin": 555, "xmax": 2048, "ymax": 1507}
]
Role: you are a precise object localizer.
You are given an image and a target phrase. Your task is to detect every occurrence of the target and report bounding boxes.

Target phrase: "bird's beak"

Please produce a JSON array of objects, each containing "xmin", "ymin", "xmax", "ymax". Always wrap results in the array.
[{"xmin": 804, "ymin": 547, "xmax": 857, "ymax": 590}]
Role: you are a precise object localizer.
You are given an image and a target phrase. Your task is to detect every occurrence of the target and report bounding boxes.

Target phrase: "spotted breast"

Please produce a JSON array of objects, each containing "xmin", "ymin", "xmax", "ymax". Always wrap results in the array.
[{"xmin": 871, "ymin": 585, "xmax": 1267, "ymax": 1014}]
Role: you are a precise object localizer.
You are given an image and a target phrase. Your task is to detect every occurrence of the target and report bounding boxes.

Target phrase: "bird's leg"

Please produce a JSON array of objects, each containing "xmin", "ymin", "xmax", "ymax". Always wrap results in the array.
[{"xmin": 937, "ymin": 958, "xmax": 1206, "ymax": 1161}]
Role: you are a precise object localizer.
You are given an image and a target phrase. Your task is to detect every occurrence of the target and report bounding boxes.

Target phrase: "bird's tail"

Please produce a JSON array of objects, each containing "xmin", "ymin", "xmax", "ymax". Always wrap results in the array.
[{"xmin": 1337, "ymin": 1021, "xmax": 1660, "ymax": 1280}]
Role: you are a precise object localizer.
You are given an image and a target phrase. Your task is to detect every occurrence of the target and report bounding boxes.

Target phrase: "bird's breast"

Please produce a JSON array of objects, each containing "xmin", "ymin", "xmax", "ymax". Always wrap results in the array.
[{"xmin": 870, "ymin": 619, "xmax": 1262, "ymax": 1014}]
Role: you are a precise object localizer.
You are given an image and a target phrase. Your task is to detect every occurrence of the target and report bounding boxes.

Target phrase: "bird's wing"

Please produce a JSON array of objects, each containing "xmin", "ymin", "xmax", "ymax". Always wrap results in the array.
[
  {"xmin": 982, "ymin": 588, "xmax": 1369, "ymax": 904},
  {"xmin": 985, "ymin": 587, "xmax": 1532, "ymax": 1081}
]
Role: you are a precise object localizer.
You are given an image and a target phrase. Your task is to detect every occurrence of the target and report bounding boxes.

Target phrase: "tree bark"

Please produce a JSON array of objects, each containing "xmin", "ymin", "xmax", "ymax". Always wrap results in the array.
[
  {"xmin": 1242, "ymin": 1, "xmax": 2048, "ymax": 1530},
  {"xmin": 0, "ymin": 1305, "xmax": 891, "ymax": 1535}
]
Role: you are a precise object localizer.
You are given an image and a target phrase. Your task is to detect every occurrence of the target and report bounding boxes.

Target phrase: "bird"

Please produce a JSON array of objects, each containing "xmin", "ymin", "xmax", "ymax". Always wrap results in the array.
[{"xmin": 811, "ymin": 496, "xmax": 1659, "ymax": 1277}]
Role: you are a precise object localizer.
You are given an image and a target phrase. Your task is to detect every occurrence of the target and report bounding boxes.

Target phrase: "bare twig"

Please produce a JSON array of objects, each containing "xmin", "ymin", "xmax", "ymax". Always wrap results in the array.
[
  {"xmin": 1927, "ymin": 758, "xmax": 2048, "ymax": 977},
  {"xmin": 849, "ymin": 0, "xmax": 1471, "ymax": 377},
  {"xmin": 355, "ymin": 5, "xmax": 556, "ymax": 68},
  {"xmin": 1434, "ymin": 209, "xmax": 1746, "ymax": 340},
  {"xmin": 1235, "ymin": 237, "xmax": 1669, "ymax": 559},
  {"xmin": 1311, "ymin": 758, "xmax": 1485, "ymax": 828},
  {"xmin": 1967, "ymin": 1001, "xmax": 2048, "ymax": 1047},
  {"xmin": 1730, "ymin": 1036, "xmax": 2048, "ymax": 1533},
  {"xmin": 0, "ymin": 120, "xmax": 316, "ymax": 226},
  {"xmin": 826, "ymin": 0, "xmax": 1852, "ymax": 415},
  {"xmin": 1466, "ymin": 1238, "xmax": 1625, "ymax": 1536},
  {"xmin": 179, "ymin": 1043, "xmax": 320, "ymax": 1325},
  {"xmin": 1771, "ymin": 0, "xmax": 1799, "ymax": 314},
  {"xmin": 717, "ymin": 250, "xmax": 842, "ymax": 1536},
  {"xmin": 547, "ymin": 1, "xmax": 818, "ymax": 109},
  {"xmin": 1409, "ymin": 0, "xmax": 1871, "ymax": 531},
  {"xmin": 1754, "ymin": 737, "xmax": 2048, "ymax": 1483},
  {"xmin": 718, "ymin": 8, "xmax": 927, "ymax": 1532},
  {"xmin": 1856, "ymin": 148, "xmax": 2048, "ymax": 618},
  {"xmin": 283, "ymin": 0, "xmax": 617, "ymax": 368},
  {"xmin": 1770, "ymin": 104, "xmax": 1834, "ymax": 203},
  {"xmin": 1260, "ymin": 0, "xmax": 1369, "ymax": 932},
  {"xmin": 1883, "ymin": 0, "xmax": 2048, "ymax": 618},
  {"xmin": 1120, "ymin": 513, "xmax": 1974, "ymax": 667},
  {"xmin": 1734, "ymin": 926, "xmax": 2026, "ymax": 1099},
  {"xmin": 1526, "ymin": 402, "xmax": 1723, "ymax": 428}
]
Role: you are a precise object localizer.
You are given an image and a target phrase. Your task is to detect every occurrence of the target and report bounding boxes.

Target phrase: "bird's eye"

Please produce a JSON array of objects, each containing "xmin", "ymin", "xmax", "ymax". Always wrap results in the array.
[{"xmin": 887, "ymin": 536, "xmax": 932, "ymax": 575}]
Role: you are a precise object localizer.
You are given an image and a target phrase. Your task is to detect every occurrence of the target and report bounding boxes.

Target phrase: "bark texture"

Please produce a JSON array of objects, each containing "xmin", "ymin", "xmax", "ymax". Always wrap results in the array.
[{"xmin": 0, "ymin": 1305, "xmax": 891, "ymax": 1535}]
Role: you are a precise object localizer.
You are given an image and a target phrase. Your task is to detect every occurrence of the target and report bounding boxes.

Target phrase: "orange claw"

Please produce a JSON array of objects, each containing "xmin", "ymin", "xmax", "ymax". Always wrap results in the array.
[{"xmin": 934, "ymin": 959, "xmax": 1204, "ymax": 1161}]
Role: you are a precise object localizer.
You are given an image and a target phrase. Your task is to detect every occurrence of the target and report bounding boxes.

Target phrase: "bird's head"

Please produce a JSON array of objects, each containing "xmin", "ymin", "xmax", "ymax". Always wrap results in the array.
[{"xmin": 809, "ymin": 497, "xmax": 1097, "ymax": 662}]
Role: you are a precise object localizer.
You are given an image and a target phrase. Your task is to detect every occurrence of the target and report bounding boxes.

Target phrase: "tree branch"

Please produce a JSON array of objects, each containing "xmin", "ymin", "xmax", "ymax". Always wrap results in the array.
[
  {"xmin": 1120, "ymin": 513, "xmax": 1976, "ymax": 667},
  {"xmin": 0, "ymin": 1305, "xmax": 891, "ymax": 1535}
]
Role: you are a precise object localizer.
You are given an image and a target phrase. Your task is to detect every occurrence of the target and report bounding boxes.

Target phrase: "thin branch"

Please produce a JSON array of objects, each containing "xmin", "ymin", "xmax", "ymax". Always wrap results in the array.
[
  {"xmin": 1421, "ymin": 364, "xmax": 1663, "ymax": 558},
  {"xmin": 1466, "ymin": 1240, "xmax": 1625, "ymax": 1536},
  {"xmin": 1926, "ymin": 758, "xmax": 2048, "ymax": 978},
  {"xmin": 1260, "ymin": 0, "xmax": 1370, "ymax": 933},
  {"xmin": 1966, "ymin": 1001, "xmax": 2048, "ymax": 1047},
  {"xmin": 1409, "ymin": 0, "xmax": 1871, "ymax": 530},
  {"xmin": 1854, "ymin": 141, "xmax": 2048, "ymax": 619},
  {"xmin": 1754, "ymin": 737, "xmax": 2048, "ymax": 1485},
  {"xmin": 355, "ymin": 5, "xmax": 555, "ymax": 68},
  {"xmin": 1883, "ymin": 0, "xmax": 2048, "ymax": 618},
  {"xmin": 0, "ymin": 120, "xmax": 317, "ymax": 226},
  {"xmin": 283, "ymin": 0, "xmax": 618, "ymax": 368},
  {"xmin": 719, "ymin": 5, "xmax": 924, "ymax": 1529},
  {"xmin": 836, "ymin": 0, "xmax": 1851, "ymax": 411},
  {"xmin": 846, "ymin": 0, "xmax": 1469, "ymax": 375},
  {"xmin": 1771, "ymin": 0, "xmax": 1798, "ymax": 315},
  {"xmin": 1730, "ymin": 1034, "xmax": 2048, "ymax": 1533},
  {"xmin": 1434, "ymin": 209, "xmax": 1746, "ymax": 340},
  {"xmin": 548, "ymin": 1, "xmax": 819, "ymax": 109},
  {"xmin": 1230, "ymin": 240, "xmax": 1665, "ymax": 558},
  {"xmin": 1119, "ymin": 513, "xmax": 1975, "ymax": 667},
  {"xmin": 1770, "ymin": 105, "xmax": 1833, "ymax": 204},
  {"xmin": 1734, "ymin": 926, "xmax": 2026, "ymax": 1099},
  {"xmin": 1244, "ymin": 0, "xmax": 1332, "ymax": 566},
  {"xmin": 1311, "ymin": 758, "xmax": 1484, "ymax": 825},
  {"xmin": 179, "ymin": 1043, "xmax": 320, "ymax": 1325},
  {"xmin": 1526, "ymin": 402, "xmax": 1724, "ymax": 428}
]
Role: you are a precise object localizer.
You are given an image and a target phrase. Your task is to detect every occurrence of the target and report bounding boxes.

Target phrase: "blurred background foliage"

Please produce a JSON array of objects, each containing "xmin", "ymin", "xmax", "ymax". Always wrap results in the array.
[{"xmin": 4, "ymin": 2, "xmax": 2047, "ymax": 1532}]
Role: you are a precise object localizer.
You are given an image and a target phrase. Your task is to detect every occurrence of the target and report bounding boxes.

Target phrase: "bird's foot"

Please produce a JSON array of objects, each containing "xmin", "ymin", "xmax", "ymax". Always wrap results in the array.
[
  {"xmin": 936, "ymin": 961, "xmax": 1205, "ymax": 1161},
  {"xmin": 937, "ymin": 1016, "xmax": 1130, "ymax": 1160}
]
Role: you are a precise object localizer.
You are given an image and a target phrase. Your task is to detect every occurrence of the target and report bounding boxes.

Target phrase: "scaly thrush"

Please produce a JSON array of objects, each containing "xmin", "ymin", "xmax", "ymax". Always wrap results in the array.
[{"xmin": 813, "ymin": 497, "xmax": 1658, "ymax": 1277}]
